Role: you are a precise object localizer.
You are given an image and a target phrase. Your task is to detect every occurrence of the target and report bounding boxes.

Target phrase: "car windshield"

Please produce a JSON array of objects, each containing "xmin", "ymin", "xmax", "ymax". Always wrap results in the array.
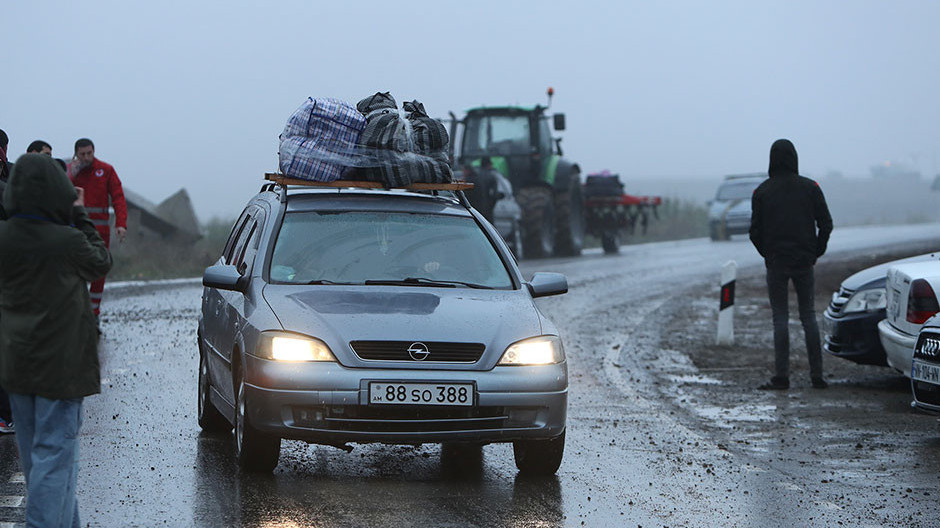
[
  {"xmin": 269, "ymin": 210, "xmax": 513, "ymax": 288},
  {"xmin": 463, "ymin": 115, "xmax": 531, "ymax": 157},
  {"xmin": 716, "ymin": 180, "xmax": 761, "ymax": 201}
]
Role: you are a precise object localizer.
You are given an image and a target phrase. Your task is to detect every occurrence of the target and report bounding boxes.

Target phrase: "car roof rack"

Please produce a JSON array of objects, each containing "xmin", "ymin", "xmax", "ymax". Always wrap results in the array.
[{"xmin": 263, "ymin": 173, "xmax": 475, "ymax": 209}]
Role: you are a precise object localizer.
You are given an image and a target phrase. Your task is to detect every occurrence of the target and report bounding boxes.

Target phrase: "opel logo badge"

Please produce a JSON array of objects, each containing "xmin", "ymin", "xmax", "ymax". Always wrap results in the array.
[{"xmin": 408, "ymin": 342, "xmax": 430, "ymax": 361}]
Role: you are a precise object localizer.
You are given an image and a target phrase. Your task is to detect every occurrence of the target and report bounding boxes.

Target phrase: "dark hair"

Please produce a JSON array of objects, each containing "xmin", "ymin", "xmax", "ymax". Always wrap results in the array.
[
  {"xmin": 27, "ymin": 140, "xmax": 52, "ymax": 153},
  {"xmin": 74, "ymin": 138, "xmax": 94, "ymax": 152},
  {"xmin": 0, "ymin": 129, "xmax": 8, "ymax": 150}
]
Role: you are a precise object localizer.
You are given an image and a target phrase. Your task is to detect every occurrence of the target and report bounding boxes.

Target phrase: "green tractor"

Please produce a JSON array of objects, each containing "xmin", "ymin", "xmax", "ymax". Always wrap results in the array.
[{"xmin": 450, "ymin": 89, "xmax": 584, "ymax": 258}]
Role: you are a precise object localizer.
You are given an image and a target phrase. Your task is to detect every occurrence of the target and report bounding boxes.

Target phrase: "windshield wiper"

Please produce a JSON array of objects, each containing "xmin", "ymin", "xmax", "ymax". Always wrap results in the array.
[
  {"xmin": 363, "ymin": 277, "xmax": 494, "ymax": 289},
  {"xmin": 305, "ymin": 279, "xmax": 359, "ymax": 285}
]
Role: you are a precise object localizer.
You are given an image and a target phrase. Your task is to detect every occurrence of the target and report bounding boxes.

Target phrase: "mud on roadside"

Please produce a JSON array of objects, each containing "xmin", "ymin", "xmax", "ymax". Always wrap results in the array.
[{"xmin": 653, "ymin": 239, "xmax": 940, "ymax": 527}]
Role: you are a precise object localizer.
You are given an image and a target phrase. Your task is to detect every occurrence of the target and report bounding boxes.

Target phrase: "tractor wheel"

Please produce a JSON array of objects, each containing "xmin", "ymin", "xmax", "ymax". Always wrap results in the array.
[
  {"xmin": 554, "ymin": 177, "xmax": 584, "ymax": 256},
  {"xmin": 517, "ymin": 187, "xmax": 556, "ymax": 259},
  {"xmin": 601, "ymin": 231, "xmax": 620, "ymax": 255}
]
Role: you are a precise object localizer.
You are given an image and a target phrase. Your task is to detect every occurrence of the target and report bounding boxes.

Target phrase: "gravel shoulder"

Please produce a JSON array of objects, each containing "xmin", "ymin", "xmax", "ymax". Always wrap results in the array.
[{"xmin": 653, "ymin": 240, "xmax": 940, "ymax": 527}]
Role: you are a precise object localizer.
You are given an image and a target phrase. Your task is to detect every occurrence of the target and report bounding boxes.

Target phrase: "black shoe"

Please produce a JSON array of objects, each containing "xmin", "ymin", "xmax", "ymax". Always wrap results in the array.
[
  {"xmin": 758, "ymin": 377, "xmax": 789, "ymax": 390},
  {"xmin": 811, "ymin": 377, "xmax": 828, "ymax": 389}
]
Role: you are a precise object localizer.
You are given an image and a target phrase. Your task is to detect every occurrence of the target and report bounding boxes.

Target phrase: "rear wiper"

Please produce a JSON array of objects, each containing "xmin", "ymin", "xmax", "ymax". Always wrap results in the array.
[{"xmin": 364, "ymin": 277, "xmax": 494, "ymax": 289}]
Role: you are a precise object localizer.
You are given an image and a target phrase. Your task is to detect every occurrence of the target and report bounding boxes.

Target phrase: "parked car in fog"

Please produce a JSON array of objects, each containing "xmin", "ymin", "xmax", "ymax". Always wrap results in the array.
[
  {"xmin": 911, "ymin": 314, "xmax": 940, "ymax": 413},
  {"xmin": 824, "ymin": 252, "xmax": 939, "ymax": 366},
  {"xmin": 877, "ymin": 261, "xmax": 940, "ymax": 377},
  {"xmin": 707, "ymin": 173, "xmax": 766, "ymax": 241}
]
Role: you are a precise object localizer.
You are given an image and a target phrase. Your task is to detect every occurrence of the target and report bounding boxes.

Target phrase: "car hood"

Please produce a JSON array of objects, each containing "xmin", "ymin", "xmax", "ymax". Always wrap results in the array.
[
  {"xmin": 262, "ymin": 284, "xmax": 544, "ymax": 367},
  {"xmin": 840, "ymin": 251, "xmax": 940, "ymax": 291},
  {"xmin": 708, "ymin": 199, "xmax": 751, "ymax": 220}
]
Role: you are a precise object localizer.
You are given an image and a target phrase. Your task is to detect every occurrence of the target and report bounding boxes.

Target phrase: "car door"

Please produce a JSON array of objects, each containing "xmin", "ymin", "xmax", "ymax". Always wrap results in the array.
[
  {"xmin": 213, "ymin": 209, "xmax": 257, "ymax": 405},
  {"xmin": 202, "ymin": 209, "xmax": 249, "ymax": 371}
]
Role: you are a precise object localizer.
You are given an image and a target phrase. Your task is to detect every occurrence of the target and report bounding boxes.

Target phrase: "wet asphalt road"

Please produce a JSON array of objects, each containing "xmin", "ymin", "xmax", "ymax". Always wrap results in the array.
[{"xmin": 0, "ymin": 223, "xmax": 938, "ymax": 527}]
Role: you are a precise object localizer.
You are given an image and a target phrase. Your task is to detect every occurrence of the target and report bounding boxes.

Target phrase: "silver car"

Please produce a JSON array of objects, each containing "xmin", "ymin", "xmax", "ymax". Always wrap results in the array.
[{"xmin": 197, "ymin": 184, "xmax": 569, "ymax": 474}]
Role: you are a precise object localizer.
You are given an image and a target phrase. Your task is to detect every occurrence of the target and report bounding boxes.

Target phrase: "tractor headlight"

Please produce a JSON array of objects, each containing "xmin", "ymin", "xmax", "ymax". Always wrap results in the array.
[{"xmin": 497, "ymin": 336, "xmax": 565, "ymax": 366}]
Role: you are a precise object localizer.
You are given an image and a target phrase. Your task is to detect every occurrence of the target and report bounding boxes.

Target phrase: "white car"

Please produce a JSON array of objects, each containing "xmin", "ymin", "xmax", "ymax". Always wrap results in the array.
[
  {"xmin": 911, "ymin": 314, "xmax": 940, "ymax": 413},
  {"xmin": 878, "ymin": 261, "xmax": 940, "ymax": 377}
]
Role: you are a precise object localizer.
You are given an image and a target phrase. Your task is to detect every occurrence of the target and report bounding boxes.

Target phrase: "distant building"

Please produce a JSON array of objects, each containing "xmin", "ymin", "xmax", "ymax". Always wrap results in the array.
[
  {"xmin": 114, "ymin": 188, "xmax": 202, "ymax": 243},
  {"xmin": 870, "ymin": 161, "xmax": 922, "ymax": 181}
]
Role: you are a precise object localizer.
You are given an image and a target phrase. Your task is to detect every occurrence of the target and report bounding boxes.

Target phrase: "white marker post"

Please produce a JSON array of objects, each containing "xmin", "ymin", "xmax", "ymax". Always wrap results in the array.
[{"xmin": 717, "ymin": 260, "xmax": 736, "ymax": 345}]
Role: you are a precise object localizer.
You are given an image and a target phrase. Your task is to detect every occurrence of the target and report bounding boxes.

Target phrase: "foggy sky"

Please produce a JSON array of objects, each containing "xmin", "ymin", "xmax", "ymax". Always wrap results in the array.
[{"xmin": 3, "ymin": 0, "xmax": 939, "ymax": 221}]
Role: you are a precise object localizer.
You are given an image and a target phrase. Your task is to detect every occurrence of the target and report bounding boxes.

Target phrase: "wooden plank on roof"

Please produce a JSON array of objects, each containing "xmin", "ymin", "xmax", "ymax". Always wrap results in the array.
[{"xmin": 264, "ymin": 173, "xmax": 474, "ymax": 191}]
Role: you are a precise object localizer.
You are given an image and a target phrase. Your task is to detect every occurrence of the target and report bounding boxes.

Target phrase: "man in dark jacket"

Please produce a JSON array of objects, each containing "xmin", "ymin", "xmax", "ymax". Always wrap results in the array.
[
  {"xmin": 0, "ymin": 154, "xmax": 112, "ymax": 527},
  {"xmin": 750, "ymin": 139, "xmax": 833, "ymax": 390}
]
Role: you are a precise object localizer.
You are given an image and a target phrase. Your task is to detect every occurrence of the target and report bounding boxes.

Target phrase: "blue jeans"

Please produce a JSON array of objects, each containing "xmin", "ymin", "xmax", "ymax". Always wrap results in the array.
[
  {"xmin": 766, "ymin": 264, "xmax": 824, "ymax": 380},
  {"xmin": 8, "ymin": 393, "xmax": 82, "ymax": 528}
]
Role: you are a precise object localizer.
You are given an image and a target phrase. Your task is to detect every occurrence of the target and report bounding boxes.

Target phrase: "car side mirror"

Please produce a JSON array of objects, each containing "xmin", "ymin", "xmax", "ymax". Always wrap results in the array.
[
  {"xmin": 203, "ymin": 263, "xmax": 246, "ymax": 292},
  {"xmin": 527, "ymin": 272, "xmax": 568, "ymax": 298},
  {"xmin": 553, "ymin": 113, "xmax": 566, "ymax": 131}
]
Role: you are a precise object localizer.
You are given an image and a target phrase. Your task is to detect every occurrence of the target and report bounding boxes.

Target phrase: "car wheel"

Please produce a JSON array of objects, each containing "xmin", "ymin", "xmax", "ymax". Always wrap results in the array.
[
  {"xmin": 197, "ymin": 350, "xmax": 231, "ymax": 433},
  {"xmin": 513, "ymin": 430, "xmax": 565, "ymax": 475},
  {"xmin": 235, "ymin": 368, "xmax": 281, "ymax": 473}
]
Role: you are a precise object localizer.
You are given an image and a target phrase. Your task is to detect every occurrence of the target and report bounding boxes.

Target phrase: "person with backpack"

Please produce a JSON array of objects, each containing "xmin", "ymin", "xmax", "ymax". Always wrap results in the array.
[{"xmin": 750, "ymin": 138, "xmax": 833, "ymax": 390}]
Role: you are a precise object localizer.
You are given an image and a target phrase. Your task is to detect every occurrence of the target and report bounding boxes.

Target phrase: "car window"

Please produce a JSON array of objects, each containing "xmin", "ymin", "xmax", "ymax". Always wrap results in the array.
[
  {"xmin": 229, "ymin": 217, "xmax": 256, "ymax": 272},
  {"xmin": 269, "ymin": 211, "xmax": 513, "ymax": 288},
  {"xmin": 236, "ymin": 210, "xmax": 266, "ymax": 275},
  {"xmin": 223, "ymin": 210, "xmax": 251, "ymax": 264},
  {"xmin": 716, "ymin": 180, "xmax": 761, "ymax": 201}
]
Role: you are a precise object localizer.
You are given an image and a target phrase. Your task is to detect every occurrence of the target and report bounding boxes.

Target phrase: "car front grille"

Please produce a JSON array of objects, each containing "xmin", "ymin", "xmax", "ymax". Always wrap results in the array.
[
  {"xmin": 292, "ymin": 405, "xmax": 512, "ymax": 432},
  {"xmin": 914, "ymin": 332, "xmax": 940, "ymax": 361},
  {"xmin": 350, "ymin": 341, "xmax": 485, "ymax": 362},
  {"xmin": 829, "ymin": 287, "xmax": 853, "ymax": 315}
]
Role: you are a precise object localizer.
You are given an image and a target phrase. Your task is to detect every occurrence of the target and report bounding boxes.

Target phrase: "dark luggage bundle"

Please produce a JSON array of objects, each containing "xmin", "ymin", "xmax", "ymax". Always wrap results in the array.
[
  {"xmin": 355, "ymin": 92, "xmax": 413, "ymax": 186},
  {"xmin": 402, "ymin": 100, "xmax": 453, "ymax": 185},
  {"xmin": 278, "ymin": 97, "xmax": 366, "ymax": 182},
  {"xmin": 353, "ymin": 92, "xmax": 453, "ymax": 187}
]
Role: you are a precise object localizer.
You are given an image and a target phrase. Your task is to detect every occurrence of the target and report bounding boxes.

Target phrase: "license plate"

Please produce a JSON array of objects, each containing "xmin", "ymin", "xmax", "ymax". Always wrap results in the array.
[
  {"xmin": 821, "ymin": 317, "xmax": 834, "ymax": 338},
  {"xmin": 369, "ymin": 382, "xmax": 473, "ymax": 406},
  {"xmin": 912, "ymin": 360, "xmax": 940, "ymax": 384}
]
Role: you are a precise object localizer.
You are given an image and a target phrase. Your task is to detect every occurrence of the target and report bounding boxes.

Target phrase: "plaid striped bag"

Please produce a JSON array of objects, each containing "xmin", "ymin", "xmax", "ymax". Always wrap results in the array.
[
  {"xmin": 353, "ymin": 92, "xmax": 414, "ymax": 187},
  {"xmin": 278, "ymin": 97, "xmax": 366, "ymax": 182},
  {"xmin": 403, "ymin": 100, "xmax": 453, "ymax": 184}
]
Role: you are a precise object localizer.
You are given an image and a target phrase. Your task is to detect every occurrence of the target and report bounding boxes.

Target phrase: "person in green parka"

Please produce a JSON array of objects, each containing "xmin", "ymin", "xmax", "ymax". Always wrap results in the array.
[{"xmin": 0, "ymin": 154, "xmax": 112, "ymax": 528}]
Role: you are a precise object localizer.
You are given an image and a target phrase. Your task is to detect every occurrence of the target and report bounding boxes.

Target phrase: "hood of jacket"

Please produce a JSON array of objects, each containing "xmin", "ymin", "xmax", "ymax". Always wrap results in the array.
[
  {"xmin": 3, "ymin": 153, "xmax": 76, "ymax": 224},
  {"xmin": 768, "ymin": 139, "xmax": 799, "ymax": 178}
]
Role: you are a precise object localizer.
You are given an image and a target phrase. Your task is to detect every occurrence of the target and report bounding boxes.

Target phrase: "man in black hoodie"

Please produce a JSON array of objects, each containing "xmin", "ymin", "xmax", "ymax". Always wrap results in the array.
[{"xmin": 750, "ymin": 139, "xmax": 833, "ymax": 390}]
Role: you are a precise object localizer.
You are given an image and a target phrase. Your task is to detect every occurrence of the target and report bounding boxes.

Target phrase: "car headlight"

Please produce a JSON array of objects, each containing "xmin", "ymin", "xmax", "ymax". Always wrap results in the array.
[
  {"xmin": 254, "ymin": 332, "xmax": 336, "ymax": 362},
  {"xmin": 497, "ymin": 336, "xmax": 565, "ymax": 366},
  {"xmin": 843, "ymin": 287, "xmax": 887, "ymax": 314}
]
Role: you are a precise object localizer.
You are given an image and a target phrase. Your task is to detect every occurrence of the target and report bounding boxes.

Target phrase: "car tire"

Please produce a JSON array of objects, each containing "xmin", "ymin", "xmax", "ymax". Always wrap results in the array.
[
  {"xmin": 197, "ymin": 349, "xmax": 231, "ymax": 433},
  {"xmin": 235, "ymin": 368, "xmax": 281, "ymax": 473},
  {"xmin": 513, "ymin": 430, "xmax": 565, "ymax": 475}
]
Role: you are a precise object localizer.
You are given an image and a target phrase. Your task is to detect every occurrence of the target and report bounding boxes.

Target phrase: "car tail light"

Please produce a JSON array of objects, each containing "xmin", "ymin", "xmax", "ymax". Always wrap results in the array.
[{"xmin": 907, "ymin": 279, "xmax": 940, "ymax": 324}]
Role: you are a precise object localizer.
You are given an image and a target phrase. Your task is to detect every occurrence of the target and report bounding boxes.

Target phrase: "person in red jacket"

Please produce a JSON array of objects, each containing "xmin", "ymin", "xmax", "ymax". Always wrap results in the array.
[{"xmin": 68, "ymin": 138, "xmax": 127, "ymax": 322}]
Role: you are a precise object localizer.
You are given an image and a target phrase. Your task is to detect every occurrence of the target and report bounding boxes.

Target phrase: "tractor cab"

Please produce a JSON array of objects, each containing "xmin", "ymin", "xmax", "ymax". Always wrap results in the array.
[{"xmin": 450, "ymin": 90, "xmax": 582, "ymax": 258}]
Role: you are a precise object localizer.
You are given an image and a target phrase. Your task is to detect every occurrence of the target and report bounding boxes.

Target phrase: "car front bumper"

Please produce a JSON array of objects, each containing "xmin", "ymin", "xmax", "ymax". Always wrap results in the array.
[
  {"xmin": 822, "ymin": 308, "xmax": 888, "ymax": 366},
  {"xmin": 877, "ymin": 319, "xmax": 916, "ymax": 377},
  {"xmin": 243, "ymin": 355, "xmax": 568, "ymax": 445}
]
